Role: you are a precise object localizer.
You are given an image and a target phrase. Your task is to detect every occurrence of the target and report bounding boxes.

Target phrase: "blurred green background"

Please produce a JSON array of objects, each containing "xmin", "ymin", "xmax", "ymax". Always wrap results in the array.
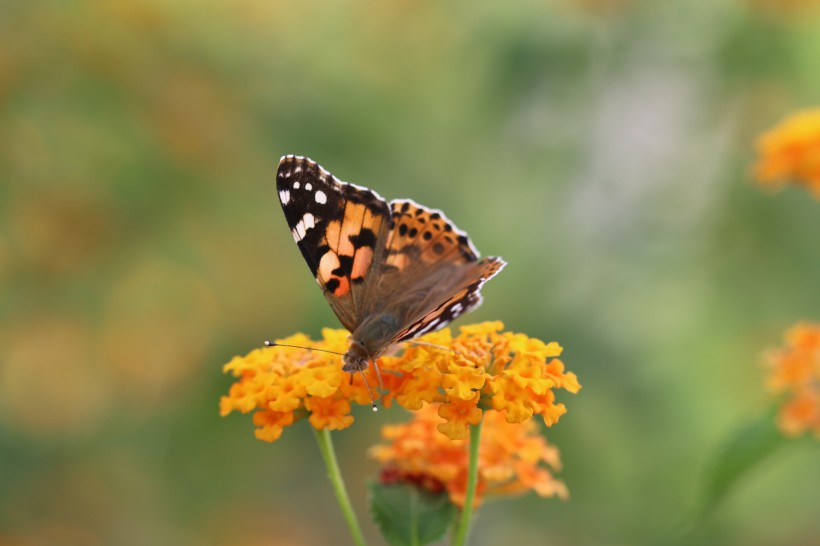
[{"xmin": 2, "ymin": 0, "xmax": 819, "ymax": 545}]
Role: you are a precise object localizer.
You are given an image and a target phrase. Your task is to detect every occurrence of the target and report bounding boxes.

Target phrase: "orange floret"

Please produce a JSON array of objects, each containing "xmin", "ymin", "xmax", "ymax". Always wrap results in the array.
[
  {"xmin": 764, "ymin": 322, "xmax": 820, "ymax": 437},
  {"xmin": 370, "ymin": 405, "xmax": 568, "ymax": 507},
  {"xmin": 220, "ymin": 330, "xmax": 378, "ymax": 442},
  {"xmin": 754, "ymin": 109, "xmax": 820, "ymax": 197}
]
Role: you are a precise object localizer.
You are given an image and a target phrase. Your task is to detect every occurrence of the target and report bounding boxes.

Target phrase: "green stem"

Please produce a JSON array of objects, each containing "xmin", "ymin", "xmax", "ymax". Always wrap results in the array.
[
  {"xmin": 452, "ymin": 416, "xmax": 483, "ymax": 546},
  {"xmin": 313, "ymin": 428, "xmax": 367, "ymax": 546}
]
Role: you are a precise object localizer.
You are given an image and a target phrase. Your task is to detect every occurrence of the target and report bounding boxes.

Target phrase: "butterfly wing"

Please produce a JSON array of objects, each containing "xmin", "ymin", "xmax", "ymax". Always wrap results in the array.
[
  {"xmin": 276, "ymin": 155, "xmax": 391, "ymax": 332},
  {"xmin": 392, "ymin": 257, "xmax": 505, "ymax": 341},
  {"xmin": 352, "ymin": 199, "xmax": 505, "ymax": 352}
]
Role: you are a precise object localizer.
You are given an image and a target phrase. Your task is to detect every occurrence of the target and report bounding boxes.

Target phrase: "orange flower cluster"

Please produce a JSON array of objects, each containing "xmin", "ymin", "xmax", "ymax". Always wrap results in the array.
[
  {"xmin": 220, "ymin": 322, "xmax": 580, "ymax": 442},
  {"xmin": 220, "ymin": 328, "xmax": 377, "ymax": 442},
  {"xmin": 754, "ymin": 109, "xmax": 820, "ymax": 197},
  {"xmin": 371, "ymin": 405, "xmax": 568, "ymax": 507},
  {"xmin": 380, "ymin": 322, "xmax": 580, "ymax": 439},
  {"xmin": 764, "ymin": 322, "xmax": 820, "ymax": 437}
]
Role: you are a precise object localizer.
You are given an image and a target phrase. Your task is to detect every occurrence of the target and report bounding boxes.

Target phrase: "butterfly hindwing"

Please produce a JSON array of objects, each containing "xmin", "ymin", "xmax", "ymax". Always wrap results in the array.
[
  {"xmin": 357, "ymin": 199, "xmax": 505, "ymax": 346},
  {"xmin": 393, "ymin": 257, "xmax": 506, "ymax": 342}
]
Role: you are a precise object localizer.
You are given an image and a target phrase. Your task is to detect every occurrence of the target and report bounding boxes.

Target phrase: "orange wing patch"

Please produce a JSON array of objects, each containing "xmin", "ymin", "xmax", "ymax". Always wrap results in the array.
[
  {"xmin": 317, "ymin": 201, "xmax": 387, "ymax": 297},
  {"xmin": 386, "ymin": 200, "xmax": 479, "ymax": 270}
]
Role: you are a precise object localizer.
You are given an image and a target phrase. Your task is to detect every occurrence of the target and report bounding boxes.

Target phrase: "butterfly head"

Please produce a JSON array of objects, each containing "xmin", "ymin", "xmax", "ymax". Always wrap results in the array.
[{"xmin": 342, "ymin": 338, "xmax": 371, "ymax": 373}]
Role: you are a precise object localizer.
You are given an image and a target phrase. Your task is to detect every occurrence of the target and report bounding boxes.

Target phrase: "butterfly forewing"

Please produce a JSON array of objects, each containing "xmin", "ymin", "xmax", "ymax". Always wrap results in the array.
[{"xmin": 276, "ymin": 155, "xmax": 391, "ymax": 331}]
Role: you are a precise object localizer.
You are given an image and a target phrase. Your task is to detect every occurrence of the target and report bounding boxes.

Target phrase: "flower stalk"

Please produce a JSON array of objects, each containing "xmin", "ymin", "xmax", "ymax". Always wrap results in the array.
[
  {"xmin": 452, "ymin": 416, "xmax": 483, "ymax": 546},
  {"xmin": 313, "ymin": 428, "xmax": 367, "ymax": 546}
]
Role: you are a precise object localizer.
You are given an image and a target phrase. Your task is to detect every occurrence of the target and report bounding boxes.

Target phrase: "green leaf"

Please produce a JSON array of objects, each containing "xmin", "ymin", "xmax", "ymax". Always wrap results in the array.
[
  {"xmin": 696, "ymin": 405, "xmax": 790, "ymax": 520},
  {"xmin": 368, "ymin": 481, "xmax": 457, "ymax": 546}
]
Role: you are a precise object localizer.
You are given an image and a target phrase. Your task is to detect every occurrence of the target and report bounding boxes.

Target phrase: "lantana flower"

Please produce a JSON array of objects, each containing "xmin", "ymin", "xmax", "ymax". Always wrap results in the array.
[
  {"xmin": 220, "ymin": 322, "xmax": 580, "ymax": 442},
  {"xmin": 753, "ymin": 108, "xmax": 820, "ymax": 197},
  {"xmin": 370, "ymin": 404, "xmax": 569, "ymax": 508},
  {"xmin": 764, "ymin": 322, "xmax": 820, "ymax": 437},
  {"xmin": 220, "ymin": 328, "xmax": 378, "ymax": 442}
]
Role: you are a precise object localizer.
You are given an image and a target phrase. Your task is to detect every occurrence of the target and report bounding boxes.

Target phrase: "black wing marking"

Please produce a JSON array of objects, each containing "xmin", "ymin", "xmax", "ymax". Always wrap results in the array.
[{"xmin": 276, "ymin": 155, "xmax": 390, "ymax": 331}]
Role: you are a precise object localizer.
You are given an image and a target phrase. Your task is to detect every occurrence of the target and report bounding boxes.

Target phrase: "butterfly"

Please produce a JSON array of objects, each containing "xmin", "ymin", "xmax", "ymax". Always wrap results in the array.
[{"xmin": 276, "ymin": 155, "xmax": 505, "ymax": 373}]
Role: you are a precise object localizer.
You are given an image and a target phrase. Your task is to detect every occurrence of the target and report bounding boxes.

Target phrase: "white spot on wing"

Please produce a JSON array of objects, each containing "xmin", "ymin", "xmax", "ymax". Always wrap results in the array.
[
  {"xmin": 305, "ymin": 183, "xmax": 312, "ymax": 191},
  {"xmin": 416, "ymin": 317, "xmax": 440, "ymax": 336},
  {"xmin": 292, "ymin": 213, "xmax": 316, "ymax": 242},
  {"xmin": 279, "ymin": 190, "xmax": 290, "ymax": 205},
  {"xmin": 315, "ymin": 190, "xmax": 327, "ymax": 204},
  {"xmin": 293, "ymin": 182, "xmax": 300, "ymax": 189}
]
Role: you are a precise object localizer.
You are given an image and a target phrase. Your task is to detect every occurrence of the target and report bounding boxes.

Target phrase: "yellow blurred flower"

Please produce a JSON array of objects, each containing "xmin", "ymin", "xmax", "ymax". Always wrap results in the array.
[
  {"xmin": 370, "ymin": 405, "xmax": 568, "ymax": 508},
  {"xmin": 754, "ymin": 109, "xmax": 820, "ymax": 197},
  {"xmin": 764, "ymin": 322, "xmax": 820, "ymax": 437},
  {"xmin": 221, "ymin": 322, "xmax": 579, "ymax": 442}
]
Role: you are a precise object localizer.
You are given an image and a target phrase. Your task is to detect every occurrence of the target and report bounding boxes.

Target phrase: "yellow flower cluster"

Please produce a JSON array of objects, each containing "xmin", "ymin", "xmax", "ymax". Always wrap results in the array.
[
  {"xmin": 220, "ymin": 329, "xmax": 377, "ymax": 442},
  {"xmin": 380, "ymin": 322, "xmax": 580, "ymax": 439},
  {"xmin": 765, "ymin": 322, "xmax": 820, "ymax": 437},
  {"xmin": 220, "ymin": 322, "xmax": 580, "ymax": 442},
  {"xmin": 754, "ymin": 109, "xmax": 820, "ymax": 197},
  {"xmin": 370, "ymin": 404, "xmax": 568, "ymax": 507}
]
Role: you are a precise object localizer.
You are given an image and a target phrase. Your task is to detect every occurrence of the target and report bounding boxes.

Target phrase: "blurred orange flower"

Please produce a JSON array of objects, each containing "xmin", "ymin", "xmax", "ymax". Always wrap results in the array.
[
  {"xmin": 754, "ymin": 109, "xmax": 820, "ymax": 197},
  {"xmin": 221, "ymin": 322, "xmax": 579, "ymax": 442},
  {"xmin": 370, "ymin": 404, "xmax": 568, "ymax": 508},
  {"xmin": 764, "ymin": 322, "xmax": 820, "ymax": 437}
]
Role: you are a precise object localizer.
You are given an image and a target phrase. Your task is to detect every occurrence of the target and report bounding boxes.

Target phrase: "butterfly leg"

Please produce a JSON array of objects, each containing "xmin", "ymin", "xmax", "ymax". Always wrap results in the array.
[
  {"xmin": 371, "ymin": 359, "xmax": 385, "ymax": 392},
  {"xmin": 404, "ymin": 339, "xmax": 460, "ymax": 355},
  {"xmin": 356, "ymin": 368, "xmax": 379, "ymax": 412}
]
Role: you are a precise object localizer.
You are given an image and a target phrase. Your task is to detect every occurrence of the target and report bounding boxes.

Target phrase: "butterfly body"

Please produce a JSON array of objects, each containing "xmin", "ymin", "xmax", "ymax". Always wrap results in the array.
[
  {"xmin": 276, "ymin": 155, "xmax": 505, "ymax": 372},
  {"xmin": 343, "ymin": 313, "xmax": 400, "ymax": 371}
]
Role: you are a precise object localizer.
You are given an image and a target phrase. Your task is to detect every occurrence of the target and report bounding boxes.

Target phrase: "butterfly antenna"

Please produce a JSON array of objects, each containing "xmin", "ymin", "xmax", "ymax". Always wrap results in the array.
[
  {"xmin": 358, "ymin": 369, "xmax": 379, "ymax": 412},
  {"xmin": 264, "ymin": 340, "xmax": 345, "ymax": 356}
]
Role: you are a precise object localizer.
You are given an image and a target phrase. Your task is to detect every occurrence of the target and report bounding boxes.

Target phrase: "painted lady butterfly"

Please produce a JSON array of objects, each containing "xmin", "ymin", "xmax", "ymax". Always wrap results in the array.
[{"xmin": 276, "ymin": 155, "xmax": 505, "ymax": 373}]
